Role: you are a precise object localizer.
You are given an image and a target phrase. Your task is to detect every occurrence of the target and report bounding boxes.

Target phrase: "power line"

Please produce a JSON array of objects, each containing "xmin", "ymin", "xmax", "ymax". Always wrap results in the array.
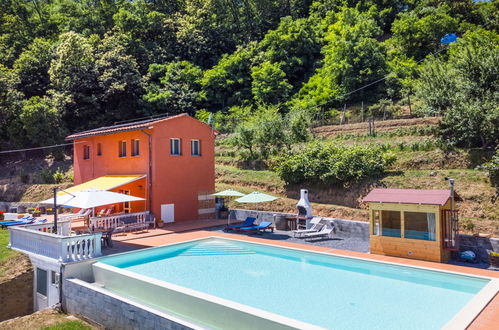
[
  {"xmin": 310, "ymin": 44, "xmax": 451, "ymax": 111},
  {"xmin": 0, "ymin": 142, "xmax": 81, "ymax": 154}
]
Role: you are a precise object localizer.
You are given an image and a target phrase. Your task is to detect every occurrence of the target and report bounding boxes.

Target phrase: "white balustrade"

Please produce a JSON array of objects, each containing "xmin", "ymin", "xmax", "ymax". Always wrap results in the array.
[
  {"xmin": 8, "ymin": 226, "xmax": 102, "ymax": 263},
  {"xmin": 26, "ymin": 220, "xmax": 72, "ymax": 236},
  {"xmin": 89, "ymin": 211, "xmax": 151, "ymax": 230}
]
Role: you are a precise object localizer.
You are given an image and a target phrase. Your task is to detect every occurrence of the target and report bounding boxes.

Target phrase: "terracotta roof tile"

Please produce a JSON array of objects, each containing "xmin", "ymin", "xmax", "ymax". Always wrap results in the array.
[
  {"xmin": 66, "ymin": 113, "xmax": 188, "ymax": 140},
  {"xmin": 363, "ymin": 188, "xmax": 460, "ymax": 205}
]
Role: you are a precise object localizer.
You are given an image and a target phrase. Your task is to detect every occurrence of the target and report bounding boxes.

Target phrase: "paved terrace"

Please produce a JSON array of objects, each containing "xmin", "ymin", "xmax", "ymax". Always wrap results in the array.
[{"xmin": 99, "ymin": 220, "xmax": 499, "ymax": 330}]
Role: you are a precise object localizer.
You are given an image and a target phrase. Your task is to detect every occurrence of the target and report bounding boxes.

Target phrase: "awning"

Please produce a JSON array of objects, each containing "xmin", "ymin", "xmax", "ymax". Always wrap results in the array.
[{"xmin": 60, "ymin": 175, "xmax": 146, "ymax": 195}]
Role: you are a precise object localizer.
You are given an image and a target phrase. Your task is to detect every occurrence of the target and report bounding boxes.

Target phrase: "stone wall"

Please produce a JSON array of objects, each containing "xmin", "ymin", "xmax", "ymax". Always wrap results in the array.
[
  {"xmin": 62, "ymin": 278, "xmax": 196, "ymax": 330},
  {"xmin": 230, "ymin": 209, "xmax": 369, "ymax": 239},
  {"xmin": 459, "ymin": 235, "xmax": 499, "ymax": 263},
  {"xmin": 230, "ymin": 209, "xmax": 498, "ymax": 263},
  {"xmin": 0, "ymin": 270, "xmax": 33, "ymax": 321}
]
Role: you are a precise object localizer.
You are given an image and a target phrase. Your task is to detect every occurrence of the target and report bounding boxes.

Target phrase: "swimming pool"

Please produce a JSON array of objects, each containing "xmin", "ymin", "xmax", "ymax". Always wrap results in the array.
[{"xmin": 94, "ymin": 237, "xmax": 496, "ymax": 329}]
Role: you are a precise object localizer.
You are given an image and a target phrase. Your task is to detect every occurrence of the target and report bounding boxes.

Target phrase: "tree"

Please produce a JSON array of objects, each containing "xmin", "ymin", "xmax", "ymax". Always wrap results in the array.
[
  {"xmin": 201, "ymin": 44, "xmax": 257, "ymax": 112},
  {"xmin": 48, "ymin": 31, "xmax": 100, "ymax": 131},
  {"xmin": 95, "ymin": 32, "xmax": 144, "ymax": 122},
  {"xmin": 415, "ymin": 29, "xmax": 499, "ymax": 148},
  {"xmin": 295, "ymin": 7, "xmax": 387, "ymax": 110},
  {"xmin": 232, "ymin": 104, "xmax": 289, "ymax": 159},
  {"xmin": 0, "ymin": 65, "xmax": 23, "ymax": 145},
  {"xmin": 9, "ymin": 96, "xmax": 66, "ymax": 147},
  {"xmin": 389, "ymin": 5, "xmax": 459, "ymax": 60},
  {"xmin": 251, "ymin": 62, "xmax": 293, "ymax": 105},
  {"xmin": 13, "ymin": 38, "xmax": 53, "ymax": 98},
  {"xmin": 257, "ymin": 17, "xmax": 322, "ymax": 88},
  {"xmin": 143, "ymin": 61, "xmax": 204, "ymax": 115}
]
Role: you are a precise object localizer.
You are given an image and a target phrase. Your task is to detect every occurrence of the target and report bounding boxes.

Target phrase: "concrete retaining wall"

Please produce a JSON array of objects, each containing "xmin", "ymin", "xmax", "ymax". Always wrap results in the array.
[
  {"xmin": 230, "ymin": 209, "xmax": 498, "ymax": 263},
  {"xmin": 459, "ymin": 235, "xmax": 499, "ymax": 263},
  {"xmin": 62, "ymin": 278, "xmax": 196, "ymax": 330},
  {"xmin": 230, "ymin": 209, "xmax": 369, "ymax": 239}
]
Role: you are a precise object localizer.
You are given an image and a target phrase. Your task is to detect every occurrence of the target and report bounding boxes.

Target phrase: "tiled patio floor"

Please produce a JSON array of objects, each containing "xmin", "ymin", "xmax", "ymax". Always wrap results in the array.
[{"xmin": 103, "ymin": 220, "xmax": 499, "ymax": 330}]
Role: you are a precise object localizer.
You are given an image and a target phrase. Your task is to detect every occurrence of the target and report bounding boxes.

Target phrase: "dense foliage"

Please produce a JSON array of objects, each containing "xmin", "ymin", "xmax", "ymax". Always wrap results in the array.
[
  {"xmin": 272, "ymin": 142, "xmax": 396, "ymax": 185},
  {"xmin": 0, "ymin": 0, "xmax": 497, "ymax": 151},
  {"xmin": 478, "ymin": 149, "xmax": 499, "ymax": 187}
]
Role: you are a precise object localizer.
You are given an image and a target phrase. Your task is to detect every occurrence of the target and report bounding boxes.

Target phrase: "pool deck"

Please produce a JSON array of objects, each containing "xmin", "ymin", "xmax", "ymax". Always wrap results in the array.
[{"xmin": 105, "ymin": 220, "xmax": 499, "ymax": 330}]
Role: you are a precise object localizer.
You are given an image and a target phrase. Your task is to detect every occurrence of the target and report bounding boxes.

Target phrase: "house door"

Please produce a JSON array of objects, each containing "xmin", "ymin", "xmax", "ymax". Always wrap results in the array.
[
  {"xmin": 161, "ymin": 204, "xmax": 174, "ymax": 223},
  {"xmin": 122, "ymin": 190, "xmax": 131, "ymax": 213},
  {"xmin": 35, "ymin": 267, "xmax": 48, "ymax": 311}
]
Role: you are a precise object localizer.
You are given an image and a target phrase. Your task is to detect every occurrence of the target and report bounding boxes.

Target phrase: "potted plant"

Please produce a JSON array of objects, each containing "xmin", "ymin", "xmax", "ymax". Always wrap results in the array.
[
  {"xmin": 32, "ymin": 208, "xmax": 41, "ymax": 217},
  {"xmin": 489, "ymin": 250, "xmax": 499, "ymax": 268},
  {"xmin": 158, "ymin": 219, "xmax": 164, "ymax": 228}
]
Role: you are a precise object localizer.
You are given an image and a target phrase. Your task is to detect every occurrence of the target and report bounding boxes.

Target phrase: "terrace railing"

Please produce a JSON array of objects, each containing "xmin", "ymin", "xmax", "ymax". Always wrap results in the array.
[
  {"xmin": 8, "ymin": 224, "xmax": 102, "ymax": 263},
  {"xmin": 89, "ymin": 211, "xmax": 152, "ymax": 230},
  {"xmin": 27, "ymin": 219, "xmax": 72, "ymax": 236}
]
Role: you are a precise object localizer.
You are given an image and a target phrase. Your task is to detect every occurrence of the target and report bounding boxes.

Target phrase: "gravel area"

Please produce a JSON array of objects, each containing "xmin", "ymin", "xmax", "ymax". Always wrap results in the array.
[{"xmin": 207, "ymin": 226, "xmax": 370, "ymax": 253}]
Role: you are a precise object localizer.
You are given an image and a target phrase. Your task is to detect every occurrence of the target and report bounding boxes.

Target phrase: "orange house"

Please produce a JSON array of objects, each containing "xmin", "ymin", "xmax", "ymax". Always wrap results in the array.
[{"xmin": 65, "ymin": 114, "xmax": 215, "ymax": 223}]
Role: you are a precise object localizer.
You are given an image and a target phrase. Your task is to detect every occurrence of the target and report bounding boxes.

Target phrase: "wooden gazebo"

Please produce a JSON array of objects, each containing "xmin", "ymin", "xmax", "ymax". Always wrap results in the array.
[{"xmin": 363, "ymin": 188, "xmax": 461, "ymax": 263}]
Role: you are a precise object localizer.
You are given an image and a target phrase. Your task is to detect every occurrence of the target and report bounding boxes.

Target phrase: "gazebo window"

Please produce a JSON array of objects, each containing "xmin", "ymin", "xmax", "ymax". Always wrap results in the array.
[
  {"xmin": 381, "ymin": 210, "xmax": 401, "ymax": 237},
  {"xmin": 372, "ymin": 210, "xmax": 380, "ymax": 235},
  {"xmin": 404, "ymin": 212, "xmax": 436, "ymax": 241}
]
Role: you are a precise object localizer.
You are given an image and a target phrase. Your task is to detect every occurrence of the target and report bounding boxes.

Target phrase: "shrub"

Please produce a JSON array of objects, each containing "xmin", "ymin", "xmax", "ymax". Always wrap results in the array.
[
  {"xmin": 478, "ymin": 149, "xmax": 499, "ymax": 187},
  {"xmin": 272, "ymin": 142, "xmax": 396, "ymax": 185},
  {"xmin": 52, "ymin": 168, "xmax": 65, "ymax": 183},
  {"xmin": 37, "ymin": 169, "xmax": 54, "ymax": 184}
]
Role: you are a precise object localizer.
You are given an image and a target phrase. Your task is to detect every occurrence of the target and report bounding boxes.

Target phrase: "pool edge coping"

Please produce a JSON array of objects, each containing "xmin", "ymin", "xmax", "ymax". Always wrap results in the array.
[{"xmin": 97, "ymin": 235, "xmax": 499, "ymax": 330}]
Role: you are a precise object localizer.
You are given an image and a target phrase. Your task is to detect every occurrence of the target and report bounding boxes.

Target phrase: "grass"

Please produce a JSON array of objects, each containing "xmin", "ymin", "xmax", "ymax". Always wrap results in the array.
[
  {"xmin": 41, "ymin": 321, "xmax": 93, "ymax": 330},
  {"xmin": 0, "ymin": 228, "xmax": 20, "ymax": 279},
  {"xmin": 0, "ymin": 228, "xmax": 17, "ymax": 264}
]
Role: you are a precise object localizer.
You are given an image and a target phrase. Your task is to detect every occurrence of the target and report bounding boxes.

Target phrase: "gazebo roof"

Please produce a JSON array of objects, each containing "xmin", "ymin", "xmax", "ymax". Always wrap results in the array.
[{"xmin": 362, "ymin": 188, "xmax": 461, "ymax": 206}]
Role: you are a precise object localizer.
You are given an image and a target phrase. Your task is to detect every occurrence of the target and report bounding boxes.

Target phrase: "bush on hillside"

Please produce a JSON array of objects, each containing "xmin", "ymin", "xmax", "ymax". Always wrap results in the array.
[
  {"xmin": 272, "ymin": 142, "xmax": 396, "ymax": 185},
  {"xmin": 478, "ymin": 149, "xmax": 499, "ymax": 187}
]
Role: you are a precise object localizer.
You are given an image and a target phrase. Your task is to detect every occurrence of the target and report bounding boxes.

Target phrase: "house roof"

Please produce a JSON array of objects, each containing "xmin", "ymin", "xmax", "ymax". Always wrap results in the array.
[
  {"xmin": 66, "ymin": 113, "xmax": 189, "ymax": 140},
  {"xmin": 362, "ymin": 188, "xmax": 461, "ymax": 206}
]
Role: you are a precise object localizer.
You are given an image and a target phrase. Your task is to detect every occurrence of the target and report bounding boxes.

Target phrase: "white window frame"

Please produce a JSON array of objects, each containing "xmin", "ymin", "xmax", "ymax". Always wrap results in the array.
[
  {"xmin": 132, "ymin": 139, "xmax": 140, "ymax": 156},
  {"xmin": 83, "ymin": 145, "xmax": 90, "ymax": 160},
  {"xmin": 191, "ymin": 139, "xmax": 201, "ymax": 156},
  {"xmin": 170, "ymin": 138, "xmax": 181, "ymax": 156},
  {"xmin": 119, "ymin": 140, "xmax": 127, "ymax": 157}
]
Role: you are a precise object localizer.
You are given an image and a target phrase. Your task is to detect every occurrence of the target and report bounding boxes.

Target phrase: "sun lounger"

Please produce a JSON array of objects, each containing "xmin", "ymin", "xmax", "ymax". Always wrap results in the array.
[
  {"xmin": 293, "ymin": 218, "xmax": 324, "ymax": 237},
  {"xmin": 224, "ymin": 217, "xmax": 256, "ymax": 231},
  {"xmin": 32, "ymin": 218, "xmax": 47, "ymax": 225},
  {"xmin": 239, "ymin": 221, "xmax": 274, "ymax": 234},
  {"xmin": 302, "ymin": 225, "xmax": 334, "ymax": 241},
  {"xmin": 1, "ymin": 216, "xmax": 36, "ymax": 228}
]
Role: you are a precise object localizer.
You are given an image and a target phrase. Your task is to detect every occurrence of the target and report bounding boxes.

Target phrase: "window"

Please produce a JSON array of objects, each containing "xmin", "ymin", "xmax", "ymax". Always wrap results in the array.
[
  {"xmin": 381, "ymin": 210, "xmax": 401, "ymax": 238},
  {"xmin": 119, "ymin": 141, "xmax": 126, "ymax": 157},
  {"xmin": 36, "ymin": 268, "xmax": 47, "ymax": 297},
  {"xmin": 132, "ymin": 139, "xmax": 140, "ymax": 156},
  {"xmin": 83, "ymin": 145, "xmax": 90, "ymax": 160},
  {"xmin": 191, "ymin": 139, "xmax": 201, "ymax": 156},
  {"xmin": 372, "ymin": 210, "xmax": 380, "ymax": 235},
  {"xmin": 97, "ymin": 143, "xmax": 102, "ymax": 156},
  {"xmin": 170, "ymin": 138, "xmax": 181, "ymax": 155},
  {"xmin": 404, "ymin": 212, "xmax": 436, "ymax": 241},
  {"xmin": 51, "ymin": 271, "xmax": 59, "ymax": 286}
]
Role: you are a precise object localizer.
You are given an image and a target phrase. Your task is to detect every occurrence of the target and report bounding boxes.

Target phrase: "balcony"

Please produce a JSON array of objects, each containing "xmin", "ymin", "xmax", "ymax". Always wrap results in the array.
[{"xmin": 8, "ymin": 221, "xmax": 102, "ymax": 263}]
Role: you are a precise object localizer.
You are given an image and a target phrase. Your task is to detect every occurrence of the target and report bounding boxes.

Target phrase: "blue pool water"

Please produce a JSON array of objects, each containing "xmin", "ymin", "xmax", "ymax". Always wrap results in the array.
[{"xmin": 100, "ymin": 238, "xmax": 489, "ymax": 329}]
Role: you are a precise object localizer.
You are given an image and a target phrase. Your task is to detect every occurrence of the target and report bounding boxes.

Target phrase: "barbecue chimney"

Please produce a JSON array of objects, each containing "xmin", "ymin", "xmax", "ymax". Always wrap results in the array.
[{"xmin": 296, "ymin": 189, "xmax": 313, "ymax": 219}]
